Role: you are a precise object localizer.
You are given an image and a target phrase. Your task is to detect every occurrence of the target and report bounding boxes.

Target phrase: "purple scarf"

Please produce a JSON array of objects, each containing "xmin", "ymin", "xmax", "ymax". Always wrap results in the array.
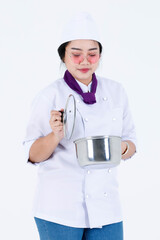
[{"xmin": 63, "ymin": 70, "xmax": 97, "ymax": 104}]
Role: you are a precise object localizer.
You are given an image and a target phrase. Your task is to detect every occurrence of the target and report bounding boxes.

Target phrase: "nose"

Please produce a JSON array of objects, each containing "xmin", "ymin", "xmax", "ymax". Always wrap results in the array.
[{"xmin": 79, "ymin": 55, "xmax": 89, "ymax": 64}]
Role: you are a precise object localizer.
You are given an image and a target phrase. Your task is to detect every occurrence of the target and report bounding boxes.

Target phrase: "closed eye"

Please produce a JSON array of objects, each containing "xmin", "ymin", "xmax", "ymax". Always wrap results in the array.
[{"xmin": 73, "ymin": 54, "xmax": 81, "ymax": 57}]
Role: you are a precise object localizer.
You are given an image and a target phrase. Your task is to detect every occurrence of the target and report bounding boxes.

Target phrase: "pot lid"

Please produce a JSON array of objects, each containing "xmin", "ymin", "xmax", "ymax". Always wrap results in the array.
[{"xmin": 63, "ymin": 94, "xmax": 76, "ymax": 140}]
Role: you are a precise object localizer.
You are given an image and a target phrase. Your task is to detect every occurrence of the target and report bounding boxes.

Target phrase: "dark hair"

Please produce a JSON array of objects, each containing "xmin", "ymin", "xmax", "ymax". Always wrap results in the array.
[{"xmin": 57, "ymin": 41, "xmax": 103, "ymax": 62}]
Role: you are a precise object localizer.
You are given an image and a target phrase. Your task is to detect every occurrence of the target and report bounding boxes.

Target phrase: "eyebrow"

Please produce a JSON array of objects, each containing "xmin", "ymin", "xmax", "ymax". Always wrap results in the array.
[{"xmin": 71, "ymin": 47, "xmax": 98, "ymax": 51}]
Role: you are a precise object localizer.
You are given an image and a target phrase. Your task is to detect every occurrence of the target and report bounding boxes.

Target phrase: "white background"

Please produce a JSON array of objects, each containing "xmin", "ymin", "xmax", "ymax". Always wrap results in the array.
[{"xmin": 0, "ymin": 0, "xmax": 160, "ymax": 239}]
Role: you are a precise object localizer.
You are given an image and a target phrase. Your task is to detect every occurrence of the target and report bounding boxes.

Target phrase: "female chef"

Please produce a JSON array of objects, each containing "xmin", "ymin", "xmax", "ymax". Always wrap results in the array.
[{"xmin": 23, "ymin": 12, "xmax": 136, "ymax": 240}]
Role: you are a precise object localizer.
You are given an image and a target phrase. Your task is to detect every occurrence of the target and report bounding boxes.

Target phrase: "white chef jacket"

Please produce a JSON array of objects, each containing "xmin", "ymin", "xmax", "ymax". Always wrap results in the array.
[{"xmin": 23, "ymin": 75, "xmax": 136, "ymax": 228}]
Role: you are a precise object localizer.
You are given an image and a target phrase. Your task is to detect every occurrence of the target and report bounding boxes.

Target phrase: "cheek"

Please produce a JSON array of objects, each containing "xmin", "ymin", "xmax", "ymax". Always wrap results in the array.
[
  {"xmin": 89, "ymin": 55, "xmax": 100, "ymax": 64},
  {"xmin": 64, "ymin": 58, "xmax": 74, "ymax": 69},
  {"xmin": 64, "ymin": 62, "xmax": 77, "ymax": 76},
  {"xmin": 64, "ymin": 53, "xmax": 71, "ymax": 65},
  {"xmin": 92, "ymin": 61, "xmax": 100, "ymax": 71}
]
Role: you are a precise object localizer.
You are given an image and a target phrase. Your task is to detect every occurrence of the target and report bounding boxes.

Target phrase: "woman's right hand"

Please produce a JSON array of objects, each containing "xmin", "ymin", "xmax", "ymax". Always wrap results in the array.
[{"xmin": 49, "ymin": 109, "xmax": 64, "ymax": 141}]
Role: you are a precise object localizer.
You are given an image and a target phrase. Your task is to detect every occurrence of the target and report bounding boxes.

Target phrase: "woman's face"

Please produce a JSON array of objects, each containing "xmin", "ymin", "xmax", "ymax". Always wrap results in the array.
[{"xmin": 64, "ymin": 40, "xmax": 101, "ymax": 85}]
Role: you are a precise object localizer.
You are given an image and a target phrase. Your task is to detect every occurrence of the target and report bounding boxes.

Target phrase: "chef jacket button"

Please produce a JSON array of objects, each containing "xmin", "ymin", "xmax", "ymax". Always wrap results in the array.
[
  {"xmin": 87, "ymin": 170, "xmax": 90, "ymax": 174},
  {"xmin": 103, "ymin": 97, "xmax": 108, "ymax": 101},
  {"xmin": 104, "ymin": 192, "xmax": 107, "ymax": 197},
  {"xmin": 108, "ymin": 169, "xmax": 112, "ymax": 173},
  {"xmin": 112, "ymin": 117, "xmax": 116, "ymax": 121},
  {"xmin": 86, "ymin": 194, "xmax": 89, "ymax": 199},
  {"xmin": 77, "ymin": 99, "xmax": 80, "ymax": 103},
  {"xmin": 84, "ymin": 118, "xmax": 88, "ymax": 122}
]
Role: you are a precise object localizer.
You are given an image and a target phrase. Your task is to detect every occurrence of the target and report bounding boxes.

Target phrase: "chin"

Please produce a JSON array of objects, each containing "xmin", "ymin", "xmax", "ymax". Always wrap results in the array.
[{"xmin": 76, "ymin": 70, "xmax": 93, "ymax": 79}]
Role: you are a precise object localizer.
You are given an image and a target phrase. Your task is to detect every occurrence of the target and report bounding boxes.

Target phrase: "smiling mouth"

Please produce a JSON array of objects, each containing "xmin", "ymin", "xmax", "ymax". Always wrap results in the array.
[{"xmin": 78, "ymin": 68, "xmax": 90, "ymax": 73}]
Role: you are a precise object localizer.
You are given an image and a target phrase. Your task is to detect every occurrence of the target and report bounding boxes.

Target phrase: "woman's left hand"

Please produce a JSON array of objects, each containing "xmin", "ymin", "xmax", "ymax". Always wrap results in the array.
[
  {"xmin": 121, "ymin": 140, "xmax": 136, "ymax": 160},
  {"xmin": 121, "ymin": 141, "xmax": 128, "ymax": 155}
]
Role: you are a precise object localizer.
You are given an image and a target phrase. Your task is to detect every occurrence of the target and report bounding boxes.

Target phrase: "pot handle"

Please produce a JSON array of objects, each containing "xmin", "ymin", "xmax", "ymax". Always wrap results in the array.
[{"xmin": 59, "ymin": 110, "xmax": 64, "ymax": 123}]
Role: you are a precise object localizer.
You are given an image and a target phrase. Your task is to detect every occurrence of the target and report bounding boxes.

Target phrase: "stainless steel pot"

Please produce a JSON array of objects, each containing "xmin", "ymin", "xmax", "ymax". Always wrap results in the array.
[
  {"xmin": 74, "ymin": 135, "xmax": 121, "ymax": 168},
  {"xmin": 63, "ymin": 95, "xmax": 122, "ymax": 168}
]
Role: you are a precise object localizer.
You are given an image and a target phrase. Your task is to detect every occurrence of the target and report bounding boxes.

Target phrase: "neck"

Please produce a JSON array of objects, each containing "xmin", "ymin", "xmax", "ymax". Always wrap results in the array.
[
  {"xmin": 77, "ymin": 79, "xmax": 92, "ymax": 86},
  {"xmin": 72, "ymin": 75, "xmax": 92, "ymax": 86}
]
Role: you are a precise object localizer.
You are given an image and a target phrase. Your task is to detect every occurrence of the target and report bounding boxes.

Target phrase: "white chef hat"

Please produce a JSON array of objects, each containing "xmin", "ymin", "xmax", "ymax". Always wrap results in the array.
[{"xmin": 57, "ymin": 12, "xmax": 102, "ymax": 57}]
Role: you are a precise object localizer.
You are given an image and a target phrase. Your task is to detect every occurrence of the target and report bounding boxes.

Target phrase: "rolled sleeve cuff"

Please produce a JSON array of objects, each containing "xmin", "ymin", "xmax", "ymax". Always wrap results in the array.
[{"xmin": 23, "ymin": 139, "xmax": 39, "ymax": 166}]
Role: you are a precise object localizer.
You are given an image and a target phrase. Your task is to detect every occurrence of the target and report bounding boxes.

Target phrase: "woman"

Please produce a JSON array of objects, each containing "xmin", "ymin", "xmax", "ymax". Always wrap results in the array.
[{"xmin": 24, "ymin": 12, "xmax": 136, "ymax": 240}]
